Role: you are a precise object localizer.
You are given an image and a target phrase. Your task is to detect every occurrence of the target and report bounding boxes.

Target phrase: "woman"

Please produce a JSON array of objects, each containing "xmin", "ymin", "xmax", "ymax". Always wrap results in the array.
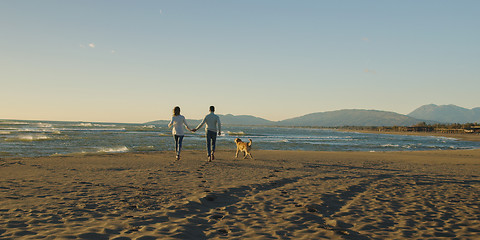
[{"xmin": 168, "ymin": 106, "xmax": 191, "ymax": 160}]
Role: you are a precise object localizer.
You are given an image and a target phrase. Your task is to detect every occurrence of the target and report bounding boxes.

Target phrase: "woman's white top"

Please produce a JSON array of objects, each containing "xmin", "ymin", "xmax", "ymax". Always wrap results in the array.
[{"xmin": 168, "ymin": 115, "xmax": 189, "ymax": 136}]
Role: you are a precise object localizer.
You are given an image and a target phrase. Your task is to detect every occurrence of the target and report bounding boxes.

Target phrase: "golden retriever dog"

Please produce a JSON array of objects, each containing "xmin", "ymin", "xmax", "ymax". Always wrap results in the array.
[{"xmin": 234, "ymin": 138, "xmax": 254, "ymax": 159}]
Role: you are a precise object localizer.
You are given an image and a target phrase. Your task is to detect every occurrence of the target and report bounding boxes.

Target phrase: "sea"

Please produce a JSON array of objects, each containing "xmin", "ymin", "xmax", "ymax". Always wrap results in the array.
[{"xmin": 1, "ymin": 120, "xmax": 479, "ymax": 158}]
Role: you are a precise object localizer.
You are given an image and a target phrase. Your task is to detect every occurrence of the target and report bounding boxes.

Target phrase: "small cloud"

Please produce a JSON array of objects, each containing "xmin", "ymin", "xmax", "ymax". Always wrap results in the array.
[
  {"xmin": 111, "ymin": 50, "xmax": 116, "ymax": 54},
  {"xmin": 364, "ymin": 69, "xmax": 376, "ymax": 74},
  {"xmin": 88, "ymin": 43, "xmax": 95, "ymax": 48},
  {"xmin": 159, "ymin": 9, "xmax": 163, "ymax": 14},
  {"xmin": 362, "ymin": 37, "xmax": 370, "ymax": 42}
]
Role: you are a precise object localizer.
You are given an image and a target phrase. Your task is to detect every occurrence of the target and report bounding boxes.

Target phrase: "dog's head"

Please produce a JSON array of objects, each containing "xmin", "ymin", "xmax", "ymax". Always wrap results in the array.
[{"xmin": 234, "ymin": 138, "xmax": 242, "ymax": 144}]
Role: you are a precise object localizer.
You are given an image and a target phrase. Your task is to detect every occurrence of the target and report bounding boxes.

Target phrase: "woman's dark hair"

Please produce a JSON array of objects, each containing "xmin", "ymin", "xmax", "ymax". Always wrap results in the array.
[{"xmin": 173, "ymin": 106, "xmax": 180, "ymax": 116}]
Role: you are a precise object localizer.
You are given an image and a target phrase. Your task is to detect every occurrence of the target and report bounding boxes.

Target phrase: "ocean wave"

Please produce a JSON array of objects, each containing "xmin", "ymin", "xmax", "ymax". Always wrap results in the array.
[
  {"xmin": 263, "ymin": 139, "xmax": 289, "ymax": 143},
  {"xmin": 94, "ymin": 124, "xmax": 117, "ymax": 127},
  {"xmin": 125, "ymin": 125, "xmax": 159, "ymax": 132},
  {"xmin": 34, "ymin": 123, "xmax": 53, "ymax": 128},
  {"xmin": 15, "ymin": 127, "xmax": 60, "ymax": 133},
  {"xmin": 75, "ymin": 123, "xmax": 93, "ymax": 127},
  {"xmin": 6, "ymin": 134, "xmax": 52, "ymax": 142},
  {"xmin": 0, "ymin": 127, "xmax": 18, "ymax": 131},
  {"xmin": 227, "ymin": 131, "xmax": 246, "ymax": 136},
  {"xmin": 0, "ymin": 131, "xmax": 11, "ymax": 135},
  {"xmin": 55, "ymin": 128, "xmax": 126, "ymax": 132},
  {"xmin": 133, "ymin": 145, "xmax": 156, "ymax": 151},
  {"xmin": 453, "ymin": 146, "xmax": 475, "ymax": 150},
  {"xmin": 381, "ymin": 144, "xmax": 400, "ymax": 147},
  {"xmin": 431, "ymin": 136, "xmax": 458, "ymax": 141},
  {"xmin": 97, "ymin": 146, "xmax": 130, "ymax": 153},
  {"xmin": 71, "ymin": 123, "xmax": 117, "ymax": 127}
]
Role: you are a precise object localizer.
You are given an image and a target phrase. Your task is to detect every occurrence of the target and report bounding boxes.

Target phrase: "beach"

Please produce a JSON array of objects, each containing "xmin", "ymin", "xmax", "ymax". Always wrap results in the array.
[{"xmin": 1, "ymin": 149, "xmax": 479, "ymax": 239}]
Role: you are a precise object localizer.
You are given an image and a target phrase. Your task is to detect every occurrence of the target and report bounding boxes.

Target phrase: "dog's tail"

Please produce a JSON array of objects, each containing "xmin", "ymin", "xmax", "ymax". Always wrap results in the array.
[{"xmin": 248, "ymin": 139, "xmax": 252, "ymax": 147}]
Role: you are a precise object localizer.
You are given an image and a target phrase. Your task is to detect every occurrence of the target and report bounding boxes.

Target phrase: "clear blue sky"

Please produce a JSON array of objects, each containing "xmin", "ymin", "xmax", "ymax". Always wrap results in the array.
[{"xmin": 1, "ymin": 1, "xmax": 479, "ymax": 123}]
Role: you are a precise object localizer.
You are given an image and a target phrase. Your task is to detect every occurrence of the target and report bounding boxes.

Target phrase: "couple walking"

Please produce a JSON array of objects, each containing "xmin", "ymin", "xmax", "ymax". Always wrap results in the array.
[{"xmin": 168, "ymin": 106, "xmax": 221, "ymax": 161}]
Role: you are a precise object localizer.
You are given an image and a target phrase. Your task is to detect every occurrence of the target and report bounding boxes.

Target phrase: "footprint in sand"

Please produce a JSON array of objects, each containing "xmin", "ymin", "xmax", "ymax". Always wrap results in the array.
[
  {"xmin": 210, "ymin": 214, "xmax": 224, "ymax": 220},
  {"xmin": 7, "ymin": 220, "xmax": 28, "ymax": 228},
  {"xmin": 78, "ymin": 232, "xmax": 109, "ymax": 240},
  {"xmin": 14, "ymin": 230, "xmax": 37, "ymax": 237},
  {"xmin": 217, "ymin": 229, "xmax": 229, "ymax": 236}
]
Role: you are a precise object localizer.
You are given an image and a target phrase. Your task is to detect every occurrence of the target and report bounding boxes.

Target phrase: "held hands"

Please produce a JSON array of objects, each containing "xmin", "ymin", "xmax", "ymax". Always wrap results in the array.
[{"xmin": 191, "ymin": 128, "xmax": 197, "ymax": 133}]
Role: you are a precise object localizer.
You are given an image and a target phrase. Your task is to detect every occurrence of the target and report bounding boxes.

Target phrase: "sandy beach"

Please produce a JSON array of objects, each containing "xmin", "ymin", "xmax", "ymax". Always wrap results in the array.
[{"xmin": 1, "ymin": 149, "xmax": 479, "ymax": 239}]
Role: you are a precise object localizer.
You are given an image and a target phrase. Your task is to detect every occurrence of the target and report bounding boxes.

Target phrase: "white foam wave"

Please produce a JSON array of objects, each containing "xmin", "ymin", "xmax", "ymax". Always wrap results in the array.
[
  {"xmin": 34, "ymin": 123, "xmax": 53, "ymax": 128},
  {"xmin": 6, "ymin": 134, "xmax": 51, "ymax": 142},
  {"xmin": 133, "ymin": 146, "xmax": 156, "ymax": 151},
  {"xmin": 15, "ymin": 127, "xmax": 54, "ymax": 132},
  {"xmin": 381, "ymin": 144, "xmax": 399, "ymax": 147},
  {"xmin": 0, "ymin": 131, "xmax": 11, "ymax": 135},
  {"xmin": 434, "ymin": 136, "xmax": 458, "ymax": 141},
  {"xmin": 0, "ymin": 127, "xmax": 17, "ymax": 131},
  {"xmin": 227, "ymin": 131, "xmax": 246, "ymax": 136},
  {"xmin": 73, "ymin": 123, "xmax": 117, "ymax": 127},
  {"xmin": 56, "ymin": 128, "xmax": 126, "ymax": 132},
  {"xmin": 76, "ymin": 123, "xmax": 93, "ymax": 127},
  {"xmin": 97, "ymin": 146, "xmax": 130, "ymax": 153},
  {"xmin": 94, "ymin": 124, "xmax": 117, "ymax": 127}
]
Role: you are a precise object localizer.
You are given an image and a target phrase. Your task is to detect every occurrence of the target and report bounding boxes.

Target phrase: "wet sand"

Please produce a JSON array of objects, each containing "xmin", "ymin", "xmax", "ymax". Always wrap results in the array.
[{"xmin": 1, "ymin": 149, "xmax": 479, "ymax": 239}]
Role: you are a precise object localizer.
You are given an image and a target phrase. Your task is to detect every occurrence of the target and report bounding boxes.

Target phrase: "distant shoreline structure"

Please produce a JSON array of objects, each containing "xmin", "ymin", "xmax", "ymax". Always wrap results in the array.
[
  {"xmin": 336, "ymin": 123, "xmax": 480, "ymax": 135},
  {"xmin": 337, "ymin": 124, "xmax": 480, "ymax": 143}
]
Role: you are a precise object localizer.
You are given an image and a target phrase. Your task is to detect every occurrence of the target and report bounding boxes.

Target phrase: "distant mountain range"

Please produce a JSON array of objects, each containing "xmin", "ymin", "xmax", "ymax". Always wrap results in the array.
[
  {"xmin": 408, "ymin": 104, "xmax": 480, "ymax": 124},
  {"xmin": 278, "ymin": 109, "xmax": 431, "ymax": 127},
  {"xmin": 147, "ymin": 104, "xmax": 479, "ymax": 127}
]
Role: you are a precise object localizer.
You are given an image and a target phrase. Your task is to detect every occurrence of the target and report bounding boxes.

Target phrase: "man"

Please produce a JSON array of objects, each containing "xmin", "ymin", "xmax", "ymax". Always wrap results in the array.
[{"xmin": 192, "ymin": 106, "xmax": 221, "ymax": 162}]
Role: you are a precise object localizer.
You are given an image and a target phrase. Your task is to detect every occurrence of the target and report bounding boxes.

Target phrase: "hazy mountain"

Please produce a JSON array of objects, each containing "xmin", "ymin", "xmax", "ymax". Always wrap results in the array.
[
  {"xmin": 146, "ymin": 119, "xmax": 202, "ymax": 126},
  {"xmin": 145, "ymin": 120, "xmax": 170, "ymax": 125},
  {"xmin": 408, "ymin": 104, "xmax": 480, "ymax": 123},
  {"xmin": 218, "ymin": 114, "xmax": 274, "ymax": 126},
  {"xmin": 146, "ymin": 109, "xmax": 437, "ymax": 127},
  {"xmin": 277, "ymin": 109, "xmax": 430, "ymax": 127}
]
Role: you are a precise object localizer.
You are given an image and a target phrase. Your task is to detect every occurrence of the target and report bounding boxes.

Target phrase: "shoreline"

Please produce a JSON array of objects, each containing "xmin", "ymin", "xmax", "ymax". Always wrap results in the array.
[
  {"xmin": 1, "ymin": 150, "xmax": 480, "ymax": 239},
  {"xmin": 3, "ymin": 130, "xmax": 480, "ymax": 160},
  {"xmin": 338, "ymin": 129, "xmax": 480, "ymax": 142}
]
